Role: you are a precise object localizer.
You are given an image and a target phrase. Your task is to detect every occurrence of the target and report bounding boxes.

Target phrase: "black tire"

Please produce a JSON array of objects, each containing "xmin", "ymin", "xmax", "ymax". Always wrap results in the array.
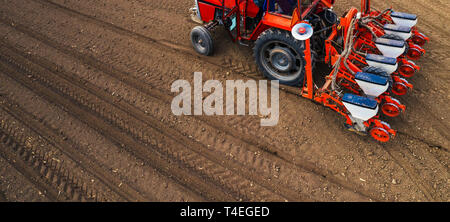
[
  {"xmin": 362, "ymin": 66, "xmax": 393, "ymax": 92},
  {"xmin": 190, "ymin": 26, "xmax": 214, "ymax": 56},
  {"xmin": 253, "ymin": 29, "xmax": 309, "ymax": 86},
  {"xmin": 381, "ymin": 34, "xmax": 409, "ymax": 56}
]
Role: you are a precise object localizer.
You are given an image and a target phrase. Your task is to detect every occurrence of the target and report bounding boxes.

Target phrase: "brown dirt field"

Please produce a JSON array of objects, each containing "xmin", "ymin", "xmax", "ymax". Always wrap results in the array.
[{"xmin": 0, "ymin": 0, "xmax": 448, "ymax": 202}]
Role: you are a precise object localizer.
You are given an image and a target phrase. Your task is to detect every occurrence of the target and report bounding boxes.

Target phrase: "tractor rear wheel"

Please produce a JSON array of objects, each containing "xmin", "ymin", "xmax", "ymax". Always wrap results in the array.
[
  {"xmin": 254, "ymin": 29, "xmax": 308, "ymax": 86},
  {"xmin": 190, "ymin": 26, "xmax": 214, "ymax": 56}
]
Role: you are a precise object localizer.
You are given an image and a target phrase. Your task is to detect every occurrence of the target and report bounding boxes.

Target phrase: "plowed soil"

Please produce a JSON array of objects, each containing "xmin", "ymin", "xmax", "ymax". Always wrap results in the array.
[{"xmin": 0, "ymin": 0, "xmax": 448, "ymax": 202}]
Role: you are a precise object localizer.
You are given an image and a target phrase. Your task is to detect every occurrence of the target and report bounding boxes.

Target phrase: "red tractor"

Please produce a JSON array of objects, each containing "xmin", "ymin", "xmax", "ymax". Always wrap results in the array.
[{"xmin": 189, "ymin": 0, "xmax": 428, "ymax": 142}]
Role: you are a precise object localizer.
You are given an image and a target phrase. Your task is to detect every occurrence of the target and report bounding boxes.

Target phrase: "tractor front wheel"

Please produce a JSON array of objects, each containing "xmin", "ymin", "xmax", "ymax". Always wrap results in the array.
[
  {"xmin": 254, "ymin": 29, "xmax": 308, "ymax": 86},
  {"xmin": 190, "ymin": 26, "xmax": 213, "ymax": 56}
]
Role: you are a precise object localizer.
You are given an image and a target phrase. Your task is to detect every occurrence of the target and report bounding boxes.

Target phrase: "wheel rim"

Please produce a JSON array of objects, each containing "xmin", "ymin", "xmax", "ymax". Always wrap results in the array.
[
  {"xmin": 399, "ymin": 64, "xmax": 415, "ymax": 78},
  {"xmin": 370, "ymin": 127, "xmax": 390, "ymax": 142},
  {"xmin": 407, "ymin": 48, "xmax": 422, "ymax": 60},
  {"xmin": 382, "ymin": 103, "xmax": 400, "ymax": 117},
  {"xmin": 392, "ymin": 82, "xmax": 408, "ymax": 96},
  {"xmin": 260, "ymin": 41, "xmax": 303, "ymax": 82}
]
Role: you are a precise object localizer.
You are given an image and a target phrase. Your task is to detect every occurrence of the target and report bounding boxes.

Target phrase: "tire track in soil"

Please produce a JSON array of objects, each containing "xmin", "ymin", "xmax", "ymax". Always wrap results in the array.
[
  {"xmin": 0, "ymin": 94, "xmax": 149, "ymax": 202},
  {"xmin": 0, "ymin": 45, "xmax": 295, "ymax": 202},
  {"xmin": 1, "ymin": 154, "xmax": 42, "ymax": 201},
  {"xmin": 29, "ymin": 0, "xmax": 449, "ymax": 149},
  {"xmin": 0, "ymin": 126, "xmax": 95, "ymax": 202},
  {"xmin": 0, "ymin": 15, "xmax": 378, "ymax": 200}
]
